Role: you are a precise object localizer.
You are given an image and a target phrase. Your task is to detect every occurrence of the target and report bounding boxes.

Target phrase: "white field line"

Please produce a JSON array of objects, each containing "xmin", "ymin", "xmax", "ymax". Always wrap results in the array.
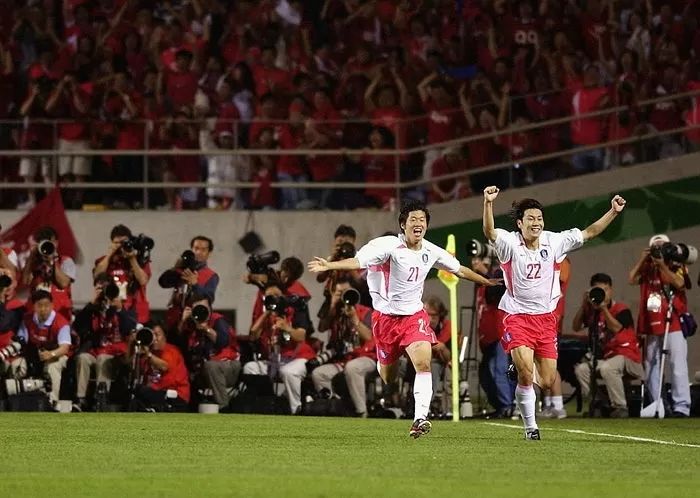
[{"xmin": 484, "ymin": 421, "xmax": 700, "ymax": 449}]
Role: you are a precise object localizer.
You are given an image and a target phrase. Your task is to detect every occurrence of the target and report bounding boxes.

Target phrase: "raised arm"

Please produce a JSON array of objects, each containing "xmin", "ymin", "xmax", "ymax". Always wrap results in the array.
[
  {"xmin": 581, "ymin": 195, "xmax": 626, "ymax": 241},
  {"xmin": 482, "ymin": 186, "xmax": 499, "ymax": 242}
]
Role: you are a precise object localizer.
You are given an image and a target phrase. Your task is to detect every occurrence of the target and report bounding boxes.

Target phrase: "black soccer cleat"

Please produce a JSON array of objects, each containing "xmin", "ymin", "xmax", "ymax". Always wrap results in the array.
[
  {"xmin": 409, "ymin": 418, "xmax": 432, "ymax": 439},
  {"xmin": 525, "ymin": 428, "xmax": 541, "ymax": 441}
]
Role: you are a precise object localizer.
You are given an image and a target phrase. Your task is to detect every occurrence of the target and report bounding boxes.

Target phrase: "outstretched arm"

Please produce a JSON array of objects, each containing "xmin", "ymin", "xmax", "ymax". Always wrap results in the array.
[
  {"xmin": 483, "ymin": 186, "xmax": 499, "ymax": 242},
  {"xmin": 308, "ymin": 257, "xmax": 361, "ymax": 273},
  {"xmin": 581, "ymin": 195, "xmax": 626, "ymax": 241},
  {"xmin": 455, "ymin": 266, "xmax": 499, "ymax": 286}
]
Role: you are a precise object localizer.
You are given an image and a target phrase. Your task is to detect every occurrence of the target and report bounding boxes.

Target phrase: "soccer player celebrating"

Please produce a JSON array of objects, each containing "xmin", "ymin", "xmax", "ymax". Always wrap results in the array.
[
  {"xmin": 308, "ymin": 201, "xmax": 496, "ymax": 438},
  {"xmin": 482, "ymin": 186, "xmax": 626, "ymax": 440}
]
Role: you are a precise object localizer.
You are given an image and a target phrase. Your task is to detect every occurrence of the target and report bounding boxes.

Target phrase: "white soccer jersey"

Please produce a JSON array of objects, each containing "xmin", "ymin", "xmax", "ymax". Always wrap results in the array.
[
  {"xmin": 494, "ymin": 228, "xmax": 584, "ymax": 315},
  {"xmin": 355, "ymin": 234, "xmax": 461, "ymax": 315}
]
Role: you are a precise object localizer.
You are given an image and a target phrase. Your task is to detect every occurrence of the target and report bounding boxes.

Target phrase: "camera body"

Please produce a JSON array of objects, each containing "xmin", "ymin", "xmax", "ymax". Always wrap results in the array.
[
  {"xmin": 0, "ymin": 341, "xmax": 22, "ymax": 361},
  {"xmin": 178, "ymin": 250, "xmax": 197, "ymax": 272},
  {"xmin": 650, "ymin": 242, "xmax": 697, "ymax": 265},
  {"xmin": 121, "ymin": 234, "xmax": 155, "ymax": 266},
  {"xmin": 468, "ymin": 239, "xmax": 497, "ymax": 260},
  {"xmin": 263, "ymin": 294, "xmax": 308, "ymax": 314},
  {"xmin": 247, "ymin": 251, "xmax": 280, "ymax": 275},
  {"xmin": 334, "ymin": 242, "xmax": 356, "ymax": 261}
]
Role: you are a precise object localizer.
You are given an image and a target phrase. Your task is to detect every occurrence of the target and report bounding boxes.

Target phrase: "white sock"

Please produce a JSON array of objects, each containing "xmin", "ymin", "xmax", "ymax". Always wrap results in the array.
[
  {"xmin": 413, "ymin": 372, "xmax": 433, "ymax": 421},
  {"xmin": 515, "ymin": 384, "xmax": 538, "ymax": 430},
  {"xmin": 543, "ymin": 395, "xmax": 552, "ymax": 408},
  {"xmin": 552, "ymin": 395, "xmax": 563, "ymax": 411}
]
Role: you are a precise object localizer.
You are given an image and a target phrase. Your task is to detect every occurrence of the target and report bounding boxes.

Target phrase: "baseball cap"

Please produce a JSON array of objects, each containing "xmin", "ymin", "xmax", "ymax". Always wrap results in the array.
[{"xmin": 648, "ymin": 234, "xmax": 670, "ymax": 247}]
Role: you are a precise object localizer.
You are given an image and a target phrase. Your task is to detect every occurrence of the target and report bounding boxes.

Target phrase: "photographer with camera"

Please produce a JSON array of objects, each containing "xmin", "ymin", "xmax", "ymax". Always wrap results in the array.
[
  {"xmin": 160, "ymin": 236, "xmax": 219, "ymax": 330},
  {"xmin": 93, "ymin": 225, "xmax": 153, "ymax": 323},
  {"xmin": 16, "ymin": 290, "xmax": 72, "ymax": 407},
  {"xmin": 568, "ymin": 273, "xmax": 642, "ymax": 418},
  {"xmin": 628, "ymin": 234, "xmax": 693, "ymax": 417},
  {"xmin": 127, "ymin": 322, "xmax": 190, "ymax": 412},
  {"xmin": 245, "ymin": 281, "xmax": 315, "ymax": 414},
  {"xmin": 0, "ymin": 239, "xmax": 18, "ymax": 279},
  {"xmin": 21, "ymin": 226, "xmax": 76, "ymax": 322},
  {"xmin": 310, "ymin": 276, "xmax": 376, "ymax": 417},
  {"xmin": 247, "ymin": 255, "xmax": 311, "ymax": 325},
  {"xmin": 72, "ymin": 273, "xmax": 137, "ymax": 411},
  {"xmin": 175, "ymin": 292, "xmax": 240, "ymax": 410},
  {"xmin": 0, "ymin": 269, "xmax": 25, "ymax": 379}
]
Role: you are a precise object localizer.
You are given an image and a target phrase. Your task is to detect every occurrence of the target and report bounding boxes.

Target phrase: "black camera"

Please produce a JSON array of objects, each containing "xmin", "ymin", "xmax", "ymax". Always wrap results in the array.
[
  {"xmin": 191, "ymin": 304, "xmax": 210, "ymax": 323},
  {"xmin": 38, "ymin": 240, "xmax": 56, "ymax": 257},
  {"xmin": 135, "ymin": 326, "xmax": 154, "ymax": 347},
  {"xmin": 0, "ymin": 341, "xmax": 21, "ymax": 361},
  {"xmin": 179, "ymin": 250, "xmax": 197, "ymax": 271},
  {"xmin": 306, "ymin": 340, "xmax": 348, "ymax": 372},
  {"xmin": 588, "ymin": 287, "xmax": 606, "ymax": 306},
  {"xmin": 263, "ymin": 294, "xmax": 308, "ymax": 313},
  {"xmin": 651, "ymin": 242, "xmax": 697, "ymax": 265},
  {"xmin": 0, "ymin": 274, "xmax": 11, "ymax": 289},
  {"xmin": 121, "ymin": 234, "xmax": 155, "ymax": 265},
  {"xmin": 247, "ymin": 250, "xmax": 280, "ymax": 274},
  {"xmin": 102, "ymin": 282, "xmax": 121, "ymax": 301},
  {"xmin": 341, "ymin": 288, "xmax": 360, "ymax": 307},
  {"xmin": 334, "ymin": 242, "xmax": 356, "ymax": 260},
  {"xmin": 468, "ymin": 239, "xmax": 497, "ymax": 260}
]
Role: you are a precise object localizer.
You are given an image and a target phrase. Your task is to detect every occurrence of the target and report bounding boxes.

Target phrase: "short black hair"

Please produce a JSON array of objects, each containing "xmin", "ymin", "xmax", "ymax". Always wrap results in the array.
[
  {"xmin": 398, "ymin": 200, "xmax": 430, "ymax": 231},
  {"xmin": 510, "ymin": 199, "xmax": 544, "ymax": 227},
  {"xmin": 31, "ymin": 289, "xmax": 52, "ymax": 303},
  {"xmin": 34, "ymin": 226, "xmax": 57, "ymax": 242},
  {"xmin": 110, "ymin": 224, "xmax": 132, "ymax": 240},
  {"xmin": 333, "ymin": 274, "xmax": 354, "ymax": 288},
  {"xmin": 334, "ymin": 225, "xmax": 356, "ymax": 239},
  {"xmin": 191, "ymin": 235, "xmax": 213, "ymax": 252},
  {"xmin": 590, "ymin": 273, "xmax": 613, "ymax": 287},
  {"xmin": 281, "ymin": 257, "xmax": 304, "ymax": 282},
  {"xmin": 187, "ymin": 291, "xmax": 211, "ymax": 307}
]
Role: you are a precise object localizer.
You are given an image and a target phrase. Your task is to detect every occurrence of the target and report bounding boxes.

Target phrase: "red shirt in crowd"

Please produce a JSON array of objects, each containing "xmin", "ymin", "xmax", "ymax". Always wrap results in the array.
[
  {"xmin": 423, "ymin": 101, "xmax": 463, "ymax": 144},
  {"xmin": 570, "ymin": 87, "xmax": 609, "ymax": 145}
]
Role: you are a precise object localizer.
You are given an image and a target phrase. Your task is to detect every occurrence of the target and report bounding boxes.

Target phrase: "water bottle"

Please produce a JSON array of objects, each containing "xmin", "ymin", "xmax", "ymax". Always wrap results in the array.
[
  {"xmin": 95, "ymin": 382, "xmax": 107, "ymax": 412},
  {"xmin": 459, "ymin": 380, "xmax": 473, "ymax": 419}
]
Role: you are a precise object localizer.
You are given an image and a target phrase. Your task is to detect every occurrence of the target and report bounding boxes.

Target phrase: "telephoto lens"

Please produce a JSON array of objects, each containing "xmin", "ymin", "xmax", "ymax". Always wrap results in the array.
[
  {"xmin": 341, "ymin": 288, "xmax": 361, "ymax": 306},
  {"xmin": 191, "ymin": 304, "xmax": 210, "ymax": 323},
  {"xmin": 38, "ymin": 240, "xmax": 56, "ymax": 257},
  {"xmin": 588, "ymin": 287, "xmax": 606, "ymax": 306},
  {"xmin": 135, "ymin": 327, "xmax": 154, "ymax": 346},
  {"xmin": 104, "ymin": 282, "xmax": 120, "ymax": 300}
]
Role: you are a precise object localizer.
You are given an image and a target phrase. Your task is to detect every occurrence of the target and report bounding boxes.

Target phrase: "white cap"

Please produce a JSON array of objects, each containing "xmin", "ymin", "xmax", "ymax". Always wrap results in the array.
[{"xmin": 648, "ymin": 234, "xmax": 670, "ymax": 247}]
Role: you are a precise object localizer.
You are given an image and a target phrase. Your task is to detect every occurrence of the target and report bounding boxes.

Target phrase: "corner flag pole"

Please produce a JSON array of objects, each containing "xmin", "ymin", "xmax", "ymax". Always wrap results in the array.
[{"xmin": 437, "ymin": 234, "xmax": 460, "ymax": 422}]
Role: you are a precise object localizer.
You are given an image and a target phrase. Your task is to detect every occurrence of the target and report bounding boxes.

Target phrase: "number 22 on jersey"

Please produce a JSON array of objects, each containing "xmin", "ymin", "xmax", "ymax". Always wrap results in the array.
[{"xmin": 526, "ymin": 263, "xmax": 541, "ymax": 279}]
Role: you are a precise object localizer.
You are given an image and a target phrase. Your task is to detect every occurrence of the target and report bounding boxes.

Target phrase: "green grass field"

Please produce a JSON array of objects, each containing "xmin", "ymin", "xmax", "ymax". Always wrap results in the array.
[{"xmin": 1, "ymin": 414, "xmax": 698, "ymax": 498}]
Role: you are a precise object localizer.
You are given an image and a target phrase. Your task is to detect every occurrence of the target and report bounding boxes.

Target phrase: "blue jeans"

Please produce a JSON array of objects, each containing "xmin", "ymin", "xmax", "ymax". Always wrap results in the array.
[
  {"xmin": 572, "ymin": 148, "xmax": 604, "ymax": 174},
  {"xmin": 479, "ymin": 341, "xmax": 516, "ymax": 411},
  {"xmin": 277, "ymin": 172, "xmax": 309, "ymax": 210}
]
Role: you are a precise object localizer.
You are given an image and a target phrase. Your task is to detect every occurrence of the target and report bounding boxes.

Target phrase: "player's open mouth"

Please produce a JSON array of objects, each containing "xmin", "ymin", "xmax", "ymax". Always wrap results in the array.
[{"xmin": 412, "ymin": 228, "xmax": 423, "ymax": 236}]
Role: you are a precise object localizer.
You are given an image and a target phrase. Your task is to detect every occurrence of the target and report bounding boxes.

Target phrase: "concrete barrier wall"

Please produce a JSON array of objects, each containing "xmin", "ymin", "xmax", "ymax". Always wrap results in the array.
[{"xmin": 1, "ymin": 154, "xmax": 699, "ymax": 375}]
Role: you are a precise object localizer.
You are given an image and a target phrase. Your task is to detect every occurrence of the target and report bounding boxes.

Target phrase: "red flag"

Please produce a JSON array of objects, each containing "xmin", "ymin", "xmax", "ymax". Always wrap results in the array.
[{"xmin": 0, "ymin": 188, "xmax": 81, "ymax": 264}]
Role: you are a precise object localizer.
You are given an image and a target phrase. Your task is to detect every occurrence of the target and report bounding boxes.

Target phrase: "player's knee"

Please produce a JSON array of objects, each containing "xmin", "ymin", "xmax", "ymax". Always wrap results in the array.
[{"xmin": 517, "ymin": 370, "xmax": 534, "ymax": 386}]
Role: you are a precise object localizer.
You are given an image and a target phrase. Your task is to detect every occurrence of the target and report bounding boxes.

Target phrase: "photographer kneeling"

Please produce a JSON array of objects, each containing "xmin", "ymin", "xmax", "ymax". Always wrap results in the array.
[
  {"xmin": 127, "ymin": 322, "xmax": 190, "ymax": 412},
  {"xmin": 245, "ymin": 281, "xmax": 315, "ymax": 414},
  {"xmin": 567, "ymin": 273, "xmax": 643, "ymax": 418},
  {"xmin": 72, "ymin": 273, "xmax": 137, "ymax": 411},
  {"xmin": 310, "ymin": 276, "xmax": 376, "ymax": 417},
  {"xmin": 175, "ymin": 292, "xmax": 240, "ymax": 409}
]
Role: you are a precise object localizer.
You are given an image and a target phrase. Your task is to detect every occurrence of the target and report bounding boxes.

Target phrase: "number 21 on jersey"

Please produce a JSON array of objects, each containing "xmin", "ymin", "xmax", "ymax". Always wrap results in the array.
[
  {"xmin": 407, "ymin": 266, "xmax": 419, "ymax": 282},
  {"xmin": 526, "ymin": 263, "xmax": 541, "ymax": 279}
]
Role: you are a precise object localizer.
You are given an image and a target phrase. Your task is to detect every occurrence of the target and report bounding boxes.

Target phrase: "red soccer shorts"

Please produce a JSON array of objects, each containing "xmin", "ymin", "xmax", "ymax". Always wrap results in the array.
[
  {"xmin": 372, "ymin": 309, "xmax": 436, "ymax": 365},
  {"xmin": 500, "ymin": 312, "xmax": 558, "ymax": 359}
]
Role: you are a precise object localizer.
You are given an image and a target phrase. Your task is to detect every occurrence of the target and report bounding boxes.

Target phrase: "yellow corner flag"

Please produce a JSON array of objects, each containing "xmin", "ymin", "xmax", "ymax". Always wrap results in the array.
[{"xmin": 437, "ymin": 234, "xmax": 460, "ymax": 422}]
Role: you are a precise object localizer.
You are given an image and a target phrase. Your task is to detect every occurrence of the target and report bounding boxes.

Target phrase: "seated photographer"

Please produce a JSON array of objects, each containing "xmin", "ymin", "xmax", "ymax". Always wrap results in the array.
[
  {"xmin": 628, "ymin": 234, "xmax": 692, "ymax": 417},
  {"xmin": 93, "ymin": 224, "xmax": 152, "ymax": 323},
  {"xmin": 72, "ymin": 273, "xmax": 137, "ymax": 411},
  {"xmin": 174, "ymin": 292, "xmax": 240, "ymax": 409},
  {"xmin": 17, "ymin": 290, "xmax": 72, "ymax": 406},
  {"xmin": 127, "ymin": 322, "xmax": 190, "ymax": 412},
  {"xmin": 21, "ymin": 226, "xmax": 76, "ymax": 322},
  {"xmin": 310, "ymin": 276, "xmax": 376, "ymax": 417},
  {"xmin": 0, "ymin": 271, "xmax": 25, "ymax": 379},
  {"xmin": 245, "ymin": 281, "xmax": 315, "ymax": 414},
  {"xmin": 423, "ymin": 295, "xmax": 460, "ymax": 417},
  {"xmin": 567, "ymin": 273, "xmax": 643, "ymax": 418},
  {"xmin": 247, "ymin": 255, "xmax": 311, "ymax": 325},
  {"xmin": 160, "ymin": 236, "xmax": 220, "ymax": 331}
]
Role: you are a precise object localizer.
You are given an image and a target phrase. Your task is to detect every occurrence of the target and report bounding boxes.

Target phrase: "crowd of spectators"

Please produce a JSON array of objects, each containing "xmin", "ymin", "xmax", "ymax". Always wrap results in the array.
[{"xmin": 1, "ymin": 0, "xmax": 700, "ymax": 211}]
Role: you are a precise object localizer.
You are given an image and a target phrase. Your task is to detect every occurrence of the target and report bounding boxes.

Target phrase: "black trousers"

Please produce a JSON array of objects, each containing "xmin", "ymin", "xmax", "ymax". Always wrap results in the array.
[{"xmin": 130, "ymin": 385, "xmax": 188, "ymax": 412}]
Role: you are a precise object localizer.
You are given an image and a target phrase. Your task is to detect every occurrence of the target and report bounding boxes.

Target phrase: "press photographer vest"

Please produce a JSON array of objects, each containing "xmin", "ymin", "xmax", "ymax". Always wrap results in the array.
[
  {"xmin": 23, "ymin": 311, "xmax": 70, "ymax": 353},
  {"xmin": 182, "ymin": 312, "xmax": 239, "ymax": 365},
  {"xmin": 95, "ymin": 255, "xmax": 151, "ymax": 323},
  {"xmin": 90, "ymin": 310, "xmax": 127, "ymax": 356},
  {"xmin": 588, "ymin": 302, "xmax": 641, "ymax": 363},
  {"xmin": 329, "ymin": 304, "xmax": 376, "ymax": 362},
  {"xmin": 637, "ymin": 263, "xmax": 688, "ymax": 335},
  {"xmin": 164, "ymin": 266, "xmax": 217, "ymax": 329}
]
